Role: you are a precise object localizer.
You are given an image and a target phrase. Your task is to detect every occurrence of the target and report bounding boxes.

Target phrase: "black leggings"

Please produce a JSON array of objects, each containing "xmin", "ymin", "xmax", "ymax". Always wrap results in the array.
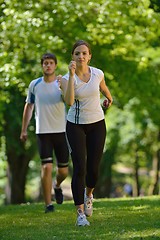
[{"xmin": 66, "ymin": 119, "xmax": 106, "ymax": 205}]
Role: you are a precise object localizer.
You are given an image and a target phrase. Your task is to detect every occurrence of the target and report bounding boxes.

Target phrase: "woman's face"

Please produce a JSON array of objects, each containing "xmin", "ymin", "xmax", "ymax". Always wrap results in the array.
[{"xmin": 72, "ymin": 45, "xmax": 91, "ymax": 66}]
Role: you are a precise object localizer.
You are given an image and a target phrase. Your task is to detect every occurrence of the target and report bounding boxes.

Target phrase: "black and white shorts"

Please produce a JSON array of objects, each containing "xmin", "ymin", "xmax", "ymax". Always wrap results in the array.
[{"xmin": 36, "ymin": 132, "xmax": 69, "ymax": 167}]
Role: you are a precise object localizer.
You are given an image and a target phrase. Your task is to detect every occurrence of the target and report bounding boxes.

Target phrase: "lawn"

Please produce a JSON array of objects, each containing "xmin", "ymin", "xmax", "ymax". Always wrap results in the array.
[{"xmin": 0, "ymin": 196, "xmax": 159, "ymax": 240}]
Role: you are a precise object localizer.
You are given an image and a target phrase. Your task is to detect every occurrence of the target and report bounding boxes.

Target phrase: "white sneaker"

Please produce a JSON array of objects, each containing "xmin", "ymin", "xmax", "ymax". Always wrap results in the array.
[
  {"xmin": 76, "ymin": 209, "xmax": 90, "ymax": 226},
  {"xmin": 84, "ymin": 189, "xmax": 93, "ymax": 217}
]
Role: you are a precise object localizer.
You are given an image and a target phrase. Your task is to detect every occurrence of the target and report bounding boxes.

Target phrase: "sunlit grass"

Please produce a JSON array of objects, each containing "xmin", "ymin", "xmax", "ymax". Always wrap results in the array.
[{"xmin": 0, "ymin": 196, "xmax": 159, "ymax": 240}]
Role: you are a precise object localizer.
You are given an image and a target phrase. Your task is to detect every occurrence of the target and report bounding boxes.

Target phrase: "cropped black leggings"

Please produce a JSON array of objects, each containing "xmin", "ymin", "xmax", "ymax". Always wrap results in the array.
[{"xmin": 66, "ymin": 119, "xmax": 106, "ymax": 206}]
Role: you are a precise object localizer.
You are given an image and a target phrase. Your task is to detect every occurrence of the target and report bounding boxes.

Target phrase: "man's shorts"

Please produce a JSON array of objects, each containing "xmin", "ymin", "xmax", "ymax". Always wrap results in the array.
[{"xmin": 36, "ymin": 132, "xmax": 69, "ymax": 167}]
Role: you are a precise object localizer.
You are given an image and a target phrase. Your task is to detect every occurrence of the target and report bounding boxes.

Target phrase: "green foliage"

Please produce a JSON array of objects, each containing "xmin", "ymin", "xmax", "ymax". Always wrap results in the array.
[
  {"xmin": 149, "ymin": 0, "xmax": 160, "ymax": 12},
  {"xmin": 0, "ymin": 197, "xmax": 160, "ymax": 239}
]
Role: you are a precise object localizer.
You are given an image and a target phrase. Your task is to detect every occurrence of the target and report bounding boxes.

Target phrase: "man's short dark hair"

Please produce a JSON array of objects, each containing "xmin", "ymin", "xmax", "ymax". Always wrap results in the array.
[{"xmin": 41, "ymin": 53, "xmax": 57, "ymax": 65}]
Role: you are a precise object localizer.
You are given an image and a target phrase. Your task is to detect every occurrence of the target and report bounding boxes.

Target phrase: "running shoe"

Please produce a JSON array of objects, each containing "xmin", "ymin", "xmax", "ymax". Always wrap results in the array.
[
  {"xmin": 76, "ymin": 209, "xmax": 90, "ymax": 226},
  {"xmin": 84, "ymin": 188, "xmax": 93, "ymax": 217},
  {"xmin": 45, "ymin": 204, "xmax": 54, "ymax": 213},
  {"xmin": 54, "ymin": 187, "xmax": 63, "ymax": 204}
]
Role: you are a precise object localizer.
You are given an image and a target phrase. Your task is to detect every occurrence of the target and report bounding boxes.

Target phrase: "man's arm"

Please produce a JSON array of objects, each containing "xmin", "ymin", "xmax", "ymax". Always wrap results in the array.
[{"xmin": 20, "ymin": 102, "xmax": 34, "ymax": 142}]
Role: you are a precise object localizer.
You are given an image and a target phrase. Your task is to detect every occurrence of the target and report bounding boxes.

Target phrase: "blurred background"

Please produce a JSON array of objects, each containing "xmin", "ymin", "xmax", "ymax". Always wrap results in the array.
[{"xmin": 0, "ymin": 0, "xmax": 160, "ymax": 205}]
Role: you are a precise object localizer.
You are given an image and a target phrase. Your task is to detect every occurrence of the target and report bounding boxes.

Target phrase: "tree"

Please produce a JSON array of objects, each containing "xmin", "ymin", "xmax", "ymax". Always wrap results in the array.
[
  {"xmin": 0, "ymin": 0, "xmax": 160, "ymax": 203},
  {"xmin": 2, "ymin": 85, "xmax": 36, "ymax": 203}
]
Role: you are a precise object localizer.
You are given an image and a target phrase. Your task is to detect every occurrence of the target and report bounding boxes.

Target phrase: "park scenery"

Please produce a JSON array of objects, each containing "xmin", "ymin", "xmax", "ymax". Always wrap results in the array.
[{"xmin": 0, "ymin": 0, "xmax": 160, "ymax": 239}]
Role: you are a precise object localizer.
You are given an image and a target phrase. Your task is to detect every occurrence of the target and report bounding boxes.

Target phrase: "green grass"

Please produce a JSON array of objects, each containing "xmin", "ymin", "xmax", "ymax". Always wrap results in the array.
[{"xmin": 0, "ymin": 196, "xmax": 160, "ymax": 240}]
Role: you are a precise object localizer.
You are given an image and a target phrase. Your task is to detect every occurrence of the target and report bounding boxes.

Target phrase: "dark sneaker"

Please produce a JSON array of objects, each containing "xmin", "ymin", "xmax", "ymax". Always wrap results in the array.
[
  {"xmin": 54, "ymin": 188, "xmax": 63, "ymax": 204},
  {"xmin": 45, "ymin": 204, "xmax": 54, "ymax": 213}
]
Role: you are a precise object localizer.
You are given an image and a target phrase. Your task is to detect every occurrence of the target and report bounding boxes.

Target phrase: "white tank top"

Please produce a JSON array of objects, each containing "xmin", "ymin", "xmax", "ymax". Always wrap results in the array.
[
  {"xmin": 63, "ymin": 66, "xmax": 105, "ymax": 124},
  {"xmin": 26, "ymin": 77, "xmax": 66, "ymax": 134}
]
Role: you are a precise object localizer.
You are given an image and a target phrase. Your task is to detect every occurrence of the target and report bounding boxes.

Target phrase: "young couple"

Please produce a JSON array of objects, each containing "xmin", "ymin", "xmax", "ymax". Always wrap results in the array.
[{"xmin": 20, "ymin": 40, "xmax": 113, "ymax": 226}]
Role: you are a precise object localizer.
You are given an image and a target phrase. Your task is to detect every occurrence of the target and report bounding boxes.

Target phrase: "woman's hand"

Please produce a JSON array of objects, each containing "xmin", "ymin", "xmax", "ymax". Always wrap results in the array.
[
  {"xmin": 103, "ymin": 98, "xmax": 112, "ymax": 109},
  {"xmin": 69, "ymin": 61, "xmax": 76, "ymax": 77}
]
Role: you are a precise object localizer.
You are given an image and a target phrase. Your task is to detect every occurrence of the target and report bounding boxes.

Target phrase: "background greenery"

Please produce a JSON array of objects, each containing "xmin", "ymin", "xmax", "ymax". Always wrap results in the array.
[{"xmin": 0, "ymin": 0, "xmax": 160, "ymax": 204}]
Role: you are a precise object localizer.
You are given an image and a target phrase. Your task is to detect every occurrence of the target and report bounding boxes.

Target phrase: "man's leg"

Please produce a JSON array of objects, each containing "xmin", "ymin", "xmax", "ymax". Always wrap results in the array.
[
  {"xmin": 55, "ymin": 166, "xmax": 68, "ymax": 188},
  {"xmin": 53, "ymin": 133, "xmax": 69, "ymax": 204},
  {"xmin": 41, "ymin": 163, "xmax": 53, "ymax": 206},
  {"xmin": 37, "ymin": 134, "xmax": 54, "ymax": 212},
  {"xmin": 53, "ymin": 166, "xmax": 68, "ymax": 204}
]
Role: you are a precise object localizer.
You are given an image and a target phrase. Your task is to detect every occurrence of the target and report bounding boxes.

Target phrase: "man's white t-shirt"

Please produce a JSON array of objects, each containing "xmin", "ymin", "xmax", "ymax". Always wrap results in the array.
[
  {"xmin": 63, "ymin": 66, "xmax": 105, "ymax": 124},
  {"xmin": 26, "ymin": 77, "xmax": 66, "ymax": 134}
]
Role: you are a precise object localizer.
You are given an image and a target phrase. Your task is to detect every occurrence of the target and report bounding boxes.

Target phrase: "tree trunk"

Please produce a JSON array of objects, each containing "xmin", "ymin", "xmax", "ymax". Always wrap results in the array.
[
  {"xmin": 133, "ymin": 149, "xmax": 140, "ymax": 197},
  {"xmin": 3, "ymin": 86, "xmax": 36, "ymax": 204},
  {"xmin": 95, "ymin": 149, "xmax": 113, "ymax": 198},
  {"xmin": 5, "ymin": 148, "xmax": 30, "ymax": 204},
  {"xmin": 148, "ymin": 130, "xmax": 160, "ymax": 195},
  {"xmin": 95, "ymin": 128, "xmax": 119, "ymax": 198}
]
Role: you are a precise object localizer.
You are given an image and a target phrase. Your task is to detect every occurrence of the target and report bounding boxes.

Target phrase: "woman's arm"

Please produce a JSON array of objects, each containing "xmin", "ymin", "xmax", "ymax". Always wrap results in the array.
[
  {"xmin": 100, "ymin": 78, "xmax": 113, "ymax": 107},
  {"xmin": 60, "ymin": 61, "xmax": 76, "ymax": 106},
  {"xmin": 61, "ymin": 76, "xmax": 75, "ymax": 106}
]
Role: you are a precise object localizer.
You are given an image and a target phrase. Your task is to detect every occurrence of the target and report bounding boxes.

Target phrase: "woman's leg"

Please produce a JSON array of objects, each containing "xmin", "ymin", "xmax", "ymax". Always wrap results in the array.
[
  {"xmin": 66, "ymin": 121, "xmax": 86, "ymax": 207},
  {"xmin": 86, "ymin": 120, "xmax": 106, "ymax": 192}
]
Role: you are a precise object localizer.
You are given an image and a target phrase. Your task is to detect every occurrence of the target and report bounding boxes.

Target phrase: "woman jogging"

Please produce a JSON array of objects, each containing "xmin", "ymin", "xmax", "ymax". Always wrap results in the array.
[{"xmin": 61, "ymin": 40, "xmax": 113, "ymax": 226}]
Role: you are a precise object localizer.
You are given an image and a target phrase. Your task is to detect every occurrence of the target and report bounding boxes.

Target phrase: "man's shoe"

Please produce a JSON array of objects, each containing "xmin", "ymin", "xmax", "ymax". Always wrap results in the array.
[
  {"xmin": 84, "ymin": 189, "xmax": 93, "ymax": 217},
  {"xmin": 45, "ymin": 204, "xmax": 54, "ymax": 213},
  {"xmin": 76, "ymin": 209, "xmax": 90, "ymax": 226},
  {"xmin": 54, "ymin": 188, "xmax": 63, "ymax": 204}
]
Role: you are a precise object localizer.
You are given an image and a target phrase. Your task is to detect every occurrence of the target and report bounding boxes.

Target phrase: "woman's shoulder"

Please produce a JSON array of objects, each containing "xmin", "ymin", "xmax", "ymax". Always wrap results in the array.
[{"xmin": 90, "ymin": 66, "xmax": 104, "ymax": 77}]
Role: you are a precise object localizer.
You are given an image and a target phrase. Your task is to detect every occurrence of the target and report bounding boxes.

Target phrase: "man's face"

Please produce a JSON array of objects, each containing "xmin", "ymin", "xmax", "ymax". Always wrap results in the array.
[{"xmin": 42, "ymin": 58, "xmax": 57, "ymax": 76}]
